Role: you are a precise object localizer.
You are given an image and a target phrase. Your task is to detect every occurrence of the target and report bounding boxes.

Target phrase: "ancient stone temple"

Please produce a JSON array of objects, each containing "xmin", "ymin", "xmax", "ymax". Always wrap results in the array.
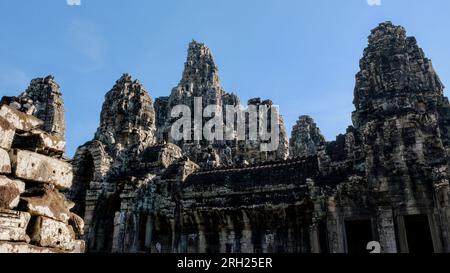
[
  {"xmin": 3, "ymin": 21, "xmax": 449, "ymax": 254},
  {"xmin": 155, "ymin": 41, "xmax": 289, "ymax": 167},
  {"xmin": 0, "ymin": 76, "xmax": 84, "ymax": 253}
]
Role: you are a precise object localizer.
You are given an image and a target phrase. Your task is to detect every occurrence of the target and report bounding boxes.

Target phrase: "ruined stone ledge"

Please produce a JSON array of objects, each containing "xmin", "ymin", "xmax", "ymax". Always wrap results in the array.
[
  {"xmin": 0, "ymin": 240, "xmax": 85, "ymax": 253},
  {"xmin": 12, "ymin": 129, "xmax": 66, "ymax": 156},
  {"xmin": 0, "ymin": 116, "xmax": 15, "ymax": 150},
  {"xmin": 0, "ymin": 148, "xmax": 11, "ymax": 174},
  {"xmin": 0, "ymin": 105, "xmax": 43, "ymax": 132},
  {"xmin": 182, "ymin": 188, "xmax": 309, "ymax": 209},
  {"xmin": 0, "ymin": 209, "xmax": 30, "ymax": 242},
  {"xmin": 9, "ymin": 149, "xmax": 72, "ymax": 189},
  {"xmin": 0, "ymin": 176, "xmax": 25, "ymax": 209},
  {"xmin": 29, "ymin": 216, "xmax": 76, "ymax": 251},
  {"xmin": 21, "ymin": 186, "xmax": 74, "ymax": 223},
  {"xmin": 183, "ymin": 183, "xmax": 305, "ymax": 199}
]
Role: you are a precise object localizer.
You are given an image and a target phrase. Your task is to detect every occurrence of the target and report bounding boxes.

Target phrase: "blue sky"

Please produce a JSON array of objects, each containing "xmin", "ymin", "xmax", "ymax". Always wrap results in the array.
[{"xmin": 1, "ymin": 0, "xmax": 450, "ymax": 157}]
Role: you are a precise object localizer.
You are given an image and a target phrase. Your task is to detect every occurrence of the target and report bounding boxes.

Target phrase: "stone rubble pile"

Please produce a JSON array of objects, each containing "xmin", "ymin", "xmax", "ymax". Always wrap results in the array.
[{"xmin": 0, "ymin": 76, "xmax": 84, "ymax": 253}]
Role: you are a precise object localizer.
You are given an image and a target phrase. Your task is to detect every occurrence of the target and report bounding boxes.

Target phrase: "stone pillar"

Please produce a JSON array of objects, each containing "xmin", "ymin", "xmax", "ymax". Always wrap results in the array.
[
  {"xmin": 263, "ymin": 233, "xmax": 275, "ymax": 253},
  {"xmin": 170, "ymin": 219, "xmax": 176, "ymax": 253},
  {"xmin": 395, "ymin": 215, "xmax": 408, "ymax": 253},
  {"xmin": 434, "ymin": 184, "xmax": 450, "ymax": 252},
  {"xmin": 375, "ymin": 207, "xmax": 397, "ymax": 253},
  {"xmin": 145, "ymin": 215, "xmax": 153, "ymax": 251},
  {"xmin": 240, "ymin": 211, "xmax": 253, "ymax": 253},
  {"xmin": 309, "ymin": 223, "xmax": 321, "ymax": 253},
  {"xmin": 111, "ymin": 211, "xmax": 126, "ymax": 253},
  {"xmin": 83, "ymin": 187, "xmax": 102, "ymax": 239},
  {"xmin": 326, "ymin": 199, "xmax": 345, "ymax": 253},
  {"xmin": 194, "ymin": 212, "xmax": 207, "ymax": 253},
  {"xmin": 429, "ymin": 212, "xmax": 444, "ymax": 253},
  {"xmin": 219, "ymin": 228, "xmax": 228, "ymax": 253}
]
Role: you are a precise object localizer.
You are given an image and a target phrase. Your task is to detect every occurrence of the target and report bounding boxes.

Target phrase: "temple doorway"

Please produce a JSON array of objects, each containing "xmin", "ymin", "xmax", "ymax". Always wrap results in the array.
[
  {"xmin": 345, "ymin": 219, "xmax": 373, "ymax": 254},
  {"xmin": 404, "ymin": 214, "xmax": 434, "ymax": 253}
]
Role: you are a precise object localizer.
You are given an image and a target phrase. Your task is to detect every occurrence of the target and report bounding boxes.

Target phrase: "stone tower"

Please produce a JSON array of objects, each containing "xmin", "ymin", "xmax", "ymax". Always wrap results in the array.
[
  {"xmin": 95, "ymin": 73, "xmax": 156, "ymax": 156},
  {"xmin": 352, "ymin": 21, "xmax": 450, "ymax": 252},
  {"xmin": 290, "ymin": 115, "xmax": 326, "ymax": 158},
  {"xmin": 21, "ymin": 76, "xmax": 66, "ymax": 138},
  {"xmin": 155, "ymin": 41, "xmax": 289, "ymax": 166}
]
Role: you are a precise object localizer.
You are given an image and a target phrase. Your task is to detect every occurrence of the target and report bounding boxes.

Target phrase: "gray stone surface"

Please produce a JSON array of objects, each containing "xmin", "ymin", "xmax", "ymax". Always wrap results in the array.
[
  {"xmin": 0, "ymin": 105, "xmax": 43, "ymax": 132},
  {"xmin": 0, "ymin": 176, "xmax": 25, "ymax": 209},
  {"xmin": 0, "ymin": 209, "xmax": 30, "ymax": 242},
  {"xmin": 95, "ymin": 73, "xmax": 156, "ymax": 156},
  {"xmin": 0, "ymin": 148, "xmax": 11, "ymax": 174},
  {"xmin": 12, "ymin": 129, "xmax": 66, "ymax": 156},
  {"xmin": 290, "ymin": 115, "xmax": 326, "ymax": 158},
  {"xmin": 0, "ymin": 117, "xmax": 15, "ymax": 150},
  {"xmin": 10, "ymin": 149, "xmax": 73, "ymax": 189},
  {"xmin": 21, "ymin": 186, "xmax": 74, "ymax": 223},
  {"xmin": 156, "ymin": 41, "xmax": 289, "ymax": 167},
  {"xmin": 2, "ymin": 75, "xmax": 66, "ymax": 138},
  {"xmin": 29, "ymin": 216, "xmax": 76, "ymax": 251}
]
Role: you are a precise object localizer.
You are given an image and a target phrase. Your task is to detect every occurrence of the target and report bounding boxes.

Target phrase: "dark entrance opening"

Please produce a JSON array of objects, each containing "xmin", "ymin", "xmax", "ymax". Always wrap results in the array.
[
  {"xmin": 345, "ymin": 219, "xmax": 373, "ymax": 254},
  {"xmin": 318, "ymin": 221, "xmax": 329, "ymax": 253},
  {"xmin": 252, "ymin": 229, "xmax": 263, "ymax": 253},
  {"xmin": 226, "ymin": 243, "xmax": 233, "ymax": 253},
  {"xmin": 138, "ymin": 212, "xmax": 148, "ymax": 251},
  {"xmin": 70, "ymin": 152, "xmax": 94, "ymax": 218},
  {"xmin": 90, "ymin": 191, "xmax": 121, "ymax": 252},
  {"xmin": 404, "ymin": 214, "xmax": 434, "ymax": 253},
  {"xmin": 205, "ymin": 231, "xmax": 220, "ymax": 253}
]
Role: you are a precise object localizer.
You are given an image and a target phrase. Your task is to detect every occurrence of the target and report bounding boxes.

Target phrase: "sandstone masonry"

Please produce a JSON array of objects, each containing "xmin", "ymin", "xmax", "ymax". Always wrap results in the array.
[{"xmin": 0, "ymin": 76, "xmax": 84, "ymax": 253}]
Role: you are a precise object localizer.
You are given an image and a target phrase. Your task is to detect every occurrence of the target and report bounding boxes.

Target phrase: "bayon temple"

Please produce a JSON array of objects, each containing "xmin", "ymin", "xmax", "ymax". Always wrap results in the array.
[{"xmin": 1, "ymin": 22, "xmax": 450, "ymax": 253}]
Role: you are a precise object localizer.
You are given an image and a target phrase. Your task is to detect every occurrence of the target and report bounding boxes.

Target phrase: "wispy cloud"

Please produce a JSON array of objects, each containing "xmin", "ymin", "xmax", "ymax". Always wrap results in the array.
[
  {"xmin": 66, "ymin": 20, "xmax": 105, "ymax": 72},
  {"xmin": 367, "ymin": 0, "xmax": 382, "ymax": 6}
]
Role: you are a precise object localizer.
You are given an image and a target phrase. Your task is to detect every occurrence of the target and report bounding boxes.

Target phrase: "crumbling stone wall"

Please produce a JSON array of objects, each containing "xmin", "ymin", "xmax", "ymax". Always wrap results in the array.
[{"xmin": 0, "ymin": 77, "xmax": 84, "ymax": 253}]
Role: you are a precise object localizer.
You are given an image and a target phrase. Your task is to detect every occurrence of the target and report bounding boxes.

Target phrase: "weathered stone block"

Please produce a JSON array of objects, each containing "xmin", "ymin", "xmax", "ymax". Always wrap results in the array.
[
  {"xmin": 69, "ymin": 212, "xmax": 85, "ymax": 236},
  {"xmin": 0, "ymin": 148, "xmax": 11, "ymax": 174},
  {"xmin": 29, "ymin": 216, "xmax": 75, "ymax": 251},
  {"xmin": 0, "ymin": 241, "xmax": 64, "ymax": 253},
  {"xmin": 72, "ymin": 240, "xmax": 86, "ymax": 253},
  {"xmin": 0, "ymin": 105, "xmax": 43, "ymax": 132},
  {"xmin": 0, "ymin": 240, "xmax": 85, "ymax": 253},
  {"xmin": 9, "ymin": 149, "xmax": 73, "ymax": 189},
  {"xmin": 0, "ymin": 209, "xmax": 30, "ymax": 242},
  {"xmin": 0, "ymin": 176, "xmax": 25, "ymax": 209},
  {"xmin": 13, "ymin": 129, "xmax": 66, "ymax": 155},
  {"xmin": 0, "ymin": 116, "xmax": 15, "ymax": 150},
  {"xmin": 21, "ymin": 186, "xmax": 74, "ymax": 223}
]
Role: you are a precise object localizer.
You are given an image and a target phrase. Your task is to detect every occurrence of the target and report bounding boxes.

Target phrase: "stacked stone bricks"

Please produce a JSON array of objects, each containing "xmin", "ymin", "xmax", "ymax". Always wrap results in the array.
[{"xmin": 0, "ymin": 76, "xmax": 84, "ymax": 253}]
